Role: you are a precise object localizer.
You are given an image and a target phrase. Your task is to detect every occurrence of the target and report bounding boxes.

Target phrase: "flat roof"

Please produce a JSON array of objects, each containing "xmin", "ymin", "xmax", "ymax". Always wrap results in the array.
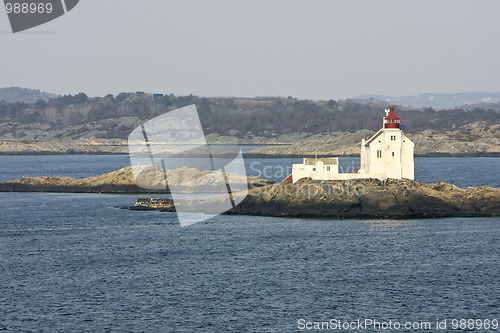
[{"xmin": 304, "ymin": 157, "xmax": 338, "ymax": 165}]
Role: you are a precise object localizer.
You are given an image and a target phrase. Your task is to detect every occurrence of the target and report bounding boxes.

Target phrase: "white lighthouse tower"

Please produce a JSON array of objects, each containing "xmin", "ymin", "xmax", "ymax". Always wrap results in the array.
[{"xmin": 359, "ymin": 106, "xmax": 414, "ymax": 180}]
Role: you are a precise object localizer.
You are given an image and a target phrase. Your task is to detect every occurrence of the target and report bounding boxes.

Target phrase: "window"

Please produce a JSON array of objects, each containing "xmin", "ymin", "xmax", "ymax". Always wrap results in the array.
[
  {"xmin": 390, "ymin": 135, "xmax": 396, "ymax": 141},
  {"xmin": 392, "ymin": 152, "xmax": 395, "ymax": 156},
  {"xmin": 327, "ymin": 166, "xmax": 330, "ymax": 171},
  {"xmin": 312, "ymin": 167, "xmax": 316, "ymax": 171},
  {"xmin": 377, "ymin": 150, "xmax": 382, "ymax": 158}
]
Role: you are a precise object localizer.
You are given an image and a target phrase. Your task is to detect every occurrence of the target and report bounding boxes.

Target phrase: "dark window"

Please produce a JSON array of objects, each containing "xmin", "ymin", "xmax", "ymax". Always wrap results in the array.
[{"xmin": 392, "ymin": 152, "xmax": 395, "ymax": 156}]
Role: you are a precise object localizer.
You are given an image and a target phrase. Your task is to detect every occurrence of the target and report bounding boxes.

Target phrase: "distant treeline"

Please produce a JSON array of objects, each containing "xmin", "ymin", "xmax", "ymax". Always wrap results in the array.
[{"xmin": 0, "ymin": 92, "xmax": 499, "ymax": 139}]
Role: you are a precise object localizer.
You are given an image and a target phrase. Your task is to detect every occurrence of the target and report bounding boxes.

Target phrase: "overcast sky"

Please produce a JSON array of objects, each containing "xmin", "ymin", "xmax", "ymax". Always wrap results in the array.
[{"xmin": 1, "ymin": 0, "xmax": 500, "ymax": 100}]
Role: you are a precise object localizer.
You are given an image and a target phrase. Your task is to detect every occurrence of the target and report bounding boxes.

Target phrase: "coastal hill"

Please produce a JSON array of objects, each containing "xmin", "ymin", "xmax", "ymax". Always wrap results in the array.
[
  {"xmin": 249, "ymin": 125, "xmax": 500, "ymax": 156},
  {"xmin": 0, "ymin": 126, "xmax": 498, "ymax": 156},
  {"xmin": 134, "ymin": 178, "xmax": 500, "ymax": 219},
  {"xmin": 0, "ymin": 91, "xmax": 499, "ymax": 155},
  {"xmin": 0, "ymin": 87, "xmax": 57, "ymax": 104},
  {"xmin": 0, "ymin": 166, "xmax": 273, "ymax": 193}
]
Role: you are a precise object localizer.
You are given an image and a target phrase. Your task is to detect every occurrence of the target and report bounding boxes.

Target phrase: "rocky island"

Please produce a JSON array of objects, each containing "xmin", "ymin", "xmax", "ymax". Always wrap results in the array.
[
  {"xmin": 1, "ymin": 165, "xmax": 498, "ymax": 219},
  {"xmin": 133, "ymin": 178, "xmax": 500, "ymax": 219}
]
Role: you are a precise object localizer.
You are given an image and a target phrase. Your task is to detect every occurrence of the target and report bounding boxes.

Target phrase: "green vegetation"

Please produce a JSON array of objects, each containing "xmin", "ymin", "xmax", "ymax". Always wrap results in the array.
[{"xmin": 0, "ymin": 92, "xmax": 499, "ymax": 140}]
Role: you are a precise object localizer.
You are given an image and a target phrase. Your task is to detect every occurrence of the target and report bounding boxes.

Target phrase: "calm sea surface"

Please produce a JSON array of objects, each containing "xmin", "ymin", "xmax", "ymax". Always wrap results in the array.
[{"xmin": 0, "ymin": 155, "xmax": 499, "ymax": 332}]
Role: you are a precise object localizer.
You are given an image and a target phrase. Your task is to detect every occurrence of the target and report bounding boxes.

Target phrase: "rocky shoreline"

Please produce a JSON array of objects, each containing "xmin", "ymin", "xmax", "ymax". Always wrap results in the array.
[
  {"xmin": 132, "ymin": 178, "xmax": 500, "ymax": 219},
  {"xmin": 1, "ymin": 124, "xmax": 499, "ymax": 156}
]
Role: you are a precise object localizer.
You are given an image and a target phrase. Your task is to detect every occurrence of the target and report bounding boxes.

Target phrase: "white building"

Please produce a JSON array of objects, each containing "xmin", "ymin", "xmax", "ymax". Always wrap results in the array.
[
  {"xmin": 291, "ymin": 157, "xmax": 340, "ymax": 181},
  {"xmin": 291, "ymin": 107, "xmax": 414, "ymax": 182}
]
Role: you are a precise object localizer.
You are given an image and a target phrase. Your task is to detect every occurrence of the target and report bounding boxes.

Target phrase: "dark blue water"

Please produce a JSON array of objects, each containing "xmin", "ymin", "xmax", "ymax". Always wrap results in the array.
[
  {"xmin": 0, "ymin": 155, "xmax": 499, "ymax": 187},
  {"xmin": 0, "ymin": 156, "xmax": 499, "ymax": 332}
]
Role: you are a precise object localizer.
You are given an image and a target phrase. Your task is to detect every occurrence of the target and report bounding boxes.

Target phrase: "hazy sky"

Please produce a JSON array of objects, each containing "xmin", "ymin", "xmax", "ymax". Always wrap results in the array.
[{"xmin": 1, "ymin": 0, "xmax": 500, "ymax": 100}]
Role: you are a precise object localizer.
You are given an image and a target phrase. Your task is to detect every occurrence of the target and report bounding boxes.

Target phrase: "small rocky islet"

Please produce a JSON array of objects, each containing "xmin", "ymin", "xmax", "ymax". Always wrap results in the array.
[{"xmin": 0, "ymin": 166, "xmax": 272, "ymax": 194}]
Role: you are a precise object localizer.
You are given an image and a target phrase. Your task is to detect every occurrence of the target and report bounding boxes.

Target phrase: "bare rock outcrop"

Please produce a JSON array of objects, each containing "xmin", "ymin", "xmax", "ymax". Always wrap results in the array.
[
  {"xmin": 2, "ymin": 125, "xmax": 499, "ymax": 156},
  {"xmin": 224, "ymin": 178, "xmax": 500, "ymax": 218},
  {"xmin": 0, "ymin": 166, "xmax": 272, "ymax": 193},
  {"xmin": 247, "ymin": 126, "xmax": 500, "ymax": 156},
  {"xmin": 137, "ymin": 178, "xmax": 499, "ymax": 218}
]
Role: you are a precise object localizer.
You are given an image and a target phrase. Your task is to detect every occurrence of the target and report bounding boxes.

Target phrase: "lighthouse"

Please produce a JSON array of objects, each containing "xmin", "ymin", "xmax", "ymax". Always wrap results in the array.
[
  {"xmin": 291, "ymin": 107, "xmax": 414, "ymax": 182},
  {"xmin": 359, "ymin": 106, "xmax": 414, "ymax": 180}
]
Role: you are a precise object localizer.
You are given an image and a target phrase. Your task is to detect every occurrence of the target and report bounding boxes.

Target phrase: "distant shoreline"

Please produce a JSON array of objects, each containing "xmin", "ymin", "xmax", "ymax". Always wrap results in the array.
[{"xmin": 0, "ymin": 151, "xmax": 499, "ymax": 158}]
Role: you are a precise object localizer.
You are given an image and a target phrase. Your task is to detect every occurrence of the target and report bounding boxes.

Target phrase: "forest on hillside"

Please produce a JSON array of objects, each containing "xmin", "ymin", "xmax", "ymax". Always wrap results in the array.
[{"xmin": 0, "ymin": 92, "xmax": 499, "ymax": 140}]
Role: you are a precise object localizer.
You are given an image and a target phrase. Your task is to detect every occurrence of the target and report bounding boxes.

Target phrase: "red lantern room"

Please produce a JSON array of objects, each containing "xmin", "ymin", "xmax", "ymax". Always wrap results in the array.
[{"xmin": 384, "ymin": 106, "xmax": 400, "ymax": 129}]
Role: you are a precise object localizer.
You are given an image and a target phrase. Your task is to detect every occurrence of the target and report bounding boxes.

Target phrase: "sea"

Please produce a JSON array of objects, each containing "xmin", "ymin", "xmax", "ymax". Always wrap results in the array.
[{"xmin": 0, "ymin": 155, "xmax": 498, "ymax": 332}]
